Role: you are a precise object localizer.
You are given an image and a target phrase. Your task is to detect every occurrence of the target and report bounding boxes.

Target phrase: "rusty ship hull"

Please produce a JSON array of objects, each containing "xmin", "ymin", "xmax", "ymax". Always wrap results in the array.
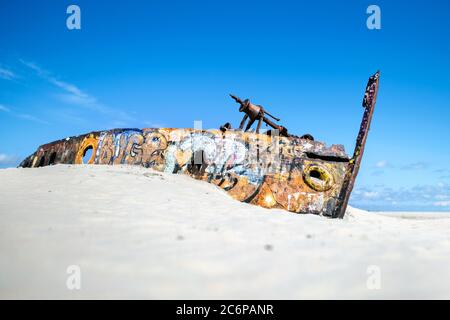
[{"xmin": 19, "ymin": 72, "xmax": 380, "ymax": 218}]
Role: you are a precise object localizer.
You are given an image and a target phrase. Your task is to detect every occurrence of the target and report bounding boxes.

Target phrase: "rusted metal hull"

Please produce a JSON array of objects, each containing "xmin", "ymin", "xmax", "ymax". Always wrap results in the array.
[
  {"xmin": 19, "ymin": 72, "xmax": 379, "ymax": 218},
  {"xmin": 19, "ymin": 129, "xmax": 350, "ymax": 216}
]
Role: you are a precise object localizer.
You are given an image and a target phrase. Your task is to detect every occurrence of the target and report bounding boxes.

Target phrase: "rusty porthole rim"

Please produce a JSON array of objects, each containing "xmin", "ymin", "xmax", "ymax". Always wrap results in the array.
[{"xmin": 302, "ymin": 163, "xmax": 334, "ymax": 192}]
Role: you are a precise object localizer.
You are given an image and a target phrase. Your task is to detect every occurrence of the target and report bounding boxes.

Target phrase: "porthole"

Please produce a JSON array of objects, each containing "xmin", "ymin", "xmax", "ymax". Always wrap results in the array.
[
  {"xmin": 75, "ymin": 134, "xmax": 98, "ymax": 164},
  {"xmin": 48, "ymin": 152, "xmax": 57, "ymax": 165},
  {"xmin": 303, "ymin": 164, "xmax": 334, "ymax": 192},
  {"xmin": 82, "ymin": 146, "xmax": 94, "ymax": 164}
]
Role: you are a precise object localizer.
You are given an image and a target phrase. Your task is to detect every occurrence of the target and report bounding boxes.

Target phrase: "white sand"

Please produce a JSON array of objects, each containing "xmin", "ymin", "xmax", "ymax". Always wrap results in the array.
[{"xmin": 1, "ymin": 164, "xmax": 450, "ymax": 299}]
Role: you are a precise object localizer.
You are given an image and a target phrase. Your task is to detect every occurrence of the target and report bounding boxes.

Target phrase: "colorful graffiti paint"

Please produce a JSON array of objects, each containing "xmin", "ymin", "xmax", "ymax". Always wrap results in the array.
[
  {"xmin": 18, "ymin": 72, "xmax": 380, "ymax": 218},
  {"xmin": 19, "ymin": 128, "xmax": 350, "ymax": 216}
]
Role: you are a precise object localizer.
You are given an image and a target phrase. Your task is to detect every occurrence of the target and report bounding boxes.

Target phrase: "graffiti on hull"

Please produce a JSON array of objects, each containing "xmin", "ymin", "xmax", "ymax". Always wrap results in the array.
[
  {"xmin": 19, "ymin": 128, "xmax": 349, "ymax": 216},
  {"xmin": 18, "ymin": 72, "xmax": 380, "ymax": 218}
]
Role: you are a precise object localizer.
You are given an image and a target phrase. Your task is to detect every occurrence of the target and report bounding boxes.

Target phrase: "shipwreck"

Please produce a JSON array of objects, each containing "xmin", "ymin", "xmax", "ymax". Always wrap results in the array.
[{"xmin": 19, "ymin": 72, "xmax": 380, "ymax": 218}]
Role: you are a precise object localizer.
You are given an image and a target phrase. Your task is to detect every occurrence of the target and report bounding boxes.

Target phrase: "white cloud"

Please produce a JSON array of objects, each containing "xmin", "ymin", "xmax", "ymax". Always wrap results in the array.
[
  {"xmin": 0, "ymin": 103, "xmax": 49, "ymax": 125},
  {"xmin": 433, "ymin": 201, "xmax": 450, "ymax": 207},
  {"xmin": 19, "ymin": 59, "xmax": 136, "ymax": 123},
  {"xmin": 57, "ymin": 92, "xmax": 98, "ymax": 107},
  {"xmin": 352, "ymin": 184, "xmax": 450, "ymax": 211},
  {"xmin": 0, "ymin": 67, "xmax": 16, "ymax": 80},
  {"xmin": 401, "ymin": 162, "xmax": 428, "ymax": 170},
  {"xmin": 19, "ymin": 59, "xmax": 97, "ymax": 107},
  {"xmin": 16, "ymin": 113, "xmax": 50, "ymax": 125},
  {"xmin": 0, "ymin": 153, "xmax": 18, "ymax": 165},
  {"xmin": 362, "ymin": 191, "xmax": 379, "ymax": 199},
  {"xmin": 19, "ymin": 60, "xmax": 47, "ymax": 77},
  {"xmin": 0, "ymin": 104, "xmax": 11, "ymax": 112},
  {"xmin": 375, "ymin": 160, "xmax": 388, "ymax": 168}
]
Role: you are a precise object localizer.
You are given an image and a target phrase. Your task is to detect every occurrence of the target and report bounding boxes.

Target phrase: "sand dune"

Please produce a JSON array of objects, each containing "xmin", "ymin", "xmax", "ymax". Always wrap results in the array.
[{"xmin": 1, "ymin": 165, "xmax": 450, "ymax": 299}]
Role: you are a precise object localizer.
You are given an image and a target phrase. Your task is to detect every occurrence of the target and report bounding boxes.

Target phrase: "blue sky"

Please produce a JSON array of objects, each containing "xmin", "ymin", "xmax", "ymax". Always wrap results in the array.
[{"xmin": 1, "ymin": 0, "xmax": 449, "ymax": 211}]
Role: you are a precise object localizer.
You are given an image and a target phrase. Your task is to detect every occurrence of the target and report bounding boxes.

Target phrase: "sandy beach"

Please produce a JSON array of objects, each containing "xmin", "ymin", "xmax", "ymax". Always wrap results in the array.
[{"xmin": 1, "ymin": 165, "xmax": 450, "ymax": 299}]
